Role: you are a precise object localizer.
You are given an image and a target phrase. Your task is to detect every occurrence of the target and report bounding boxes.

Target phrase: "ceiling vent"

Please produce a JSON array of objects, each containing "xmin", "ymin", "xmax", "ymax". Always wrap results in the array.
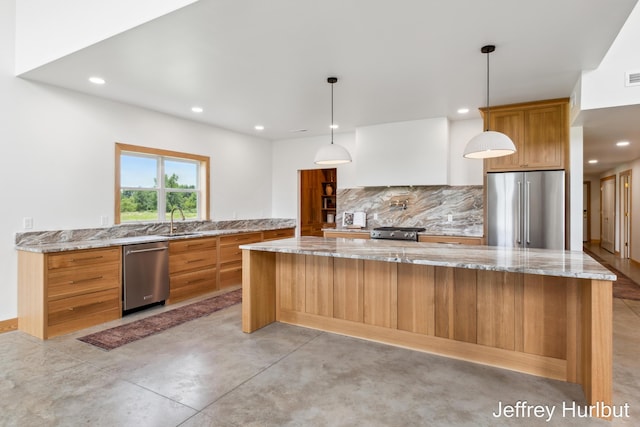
[{"xmin": 625, "ymin": 70, "xmax": 640, "ymax": 87}]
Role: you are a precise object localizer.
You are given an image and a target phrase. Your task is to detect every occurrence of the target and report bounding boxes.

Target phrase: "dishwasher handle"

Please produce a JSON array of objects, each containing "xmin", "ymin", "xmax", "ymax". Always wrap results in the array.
[{"xmin": 125, "ymin": 246, "xmax": 168, "ymax": 256}]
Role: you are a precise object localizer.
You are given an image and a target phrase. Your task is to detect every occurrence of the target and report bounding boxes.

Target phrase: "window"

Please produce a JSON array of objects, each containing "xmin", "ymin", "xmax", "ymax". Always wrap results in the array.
[{"xmin": 115, "ymin": 143, "xmax": 210, "ymax": 223}]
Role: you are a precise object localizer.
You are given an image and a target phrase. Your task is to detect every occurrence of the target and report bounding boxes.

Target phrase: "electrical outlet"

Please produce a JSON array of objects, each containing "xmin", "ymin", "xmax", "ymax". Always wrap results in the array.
[
  {"xmin": 373, "ymin": 213, "xmax": 379, "ymax": 220},
  {"xmin": 447, "ymin": 214, "xmax": 453, "ymax": 223},
  {"xmin": 23, "ymin": 217, "xmax": 33, "ymax": 229},
  {"xmin": 100, "ymin": 215, "xmax": 109, "ymax": 226}
]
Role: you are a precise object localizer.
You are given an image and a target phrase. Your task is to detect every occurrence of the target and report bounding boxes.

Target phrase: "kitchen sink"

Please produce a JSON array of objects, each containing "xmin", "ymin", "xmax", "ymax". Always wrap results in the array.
[{"xmin": 156, "ymin": 232, "xmax": 203, "ymax": 237}]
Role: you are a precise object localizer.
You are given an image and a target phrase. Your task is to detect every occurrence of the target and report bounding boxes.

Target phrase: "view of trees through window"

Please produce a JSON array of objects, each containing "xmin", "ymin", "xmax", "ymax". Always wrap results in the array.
[{"xmin": 119, "ymin": 153, "xmax": 200, "ymax": 222}]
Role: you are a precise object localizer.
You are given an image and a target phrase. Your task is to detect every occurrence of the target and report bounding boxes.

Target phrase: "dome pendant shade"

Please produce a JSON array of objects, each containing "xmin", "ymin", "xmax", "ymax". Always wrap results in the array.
[
  {"xmin": 463, "ymin": 131, "xmax": 516, "ymax": 159},
  {"xmin": 463, "ymin": 44, "xmax": 516, "ymax": 159},
  {"xmin": 314, "ymin": 143, "xmax": 352, "ymax": 164},
  {"xmin": 314, "ymin": 76, "xmax": 352, "ymax": 165}
]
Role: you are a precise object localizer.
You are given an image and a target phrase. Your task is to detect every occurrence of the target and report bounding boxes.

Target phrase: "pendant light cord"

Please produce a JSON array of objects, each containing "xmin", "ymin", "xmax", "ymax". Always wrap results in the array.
[
  {"xmin": 485, "ymin": 48, "xmax": 490, "ymax": 132},
  {"xmin": 330, "ymin": 80, "xmax": 334, "ymax": 144}
]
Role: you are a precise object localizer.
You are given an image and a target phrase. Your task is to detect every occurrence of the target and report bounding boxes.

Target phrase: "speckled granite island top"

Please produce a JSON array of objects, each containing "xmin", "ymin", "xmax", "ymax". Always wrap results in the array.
[{"xmin": 240, "ymin": 236, "xmax": 615, "ymax": 281}]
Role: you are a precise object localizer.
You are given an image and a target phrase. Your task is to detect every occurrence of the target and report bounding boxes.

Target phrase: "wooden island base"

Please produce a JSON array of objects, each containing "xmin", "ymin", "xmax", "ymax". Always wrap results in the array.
[{"xmin": 242, "ymin": 249, "xmax": 613, "ymax": 420}]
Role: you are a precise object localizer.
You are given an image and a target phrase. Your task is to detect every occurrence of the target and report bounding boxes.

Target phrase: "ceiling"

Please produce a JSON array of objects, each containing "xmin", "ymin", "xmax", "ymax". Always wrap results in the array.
[{"xmin": 19, "ymin": 0, "xmax": 640, "ymax": 174}]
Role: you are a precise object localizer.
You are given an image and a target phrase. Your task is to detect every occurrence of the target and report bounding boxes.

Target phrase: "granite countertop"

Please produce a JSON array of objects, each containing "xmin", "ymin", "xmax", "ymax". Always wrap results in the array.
[
  {"xmin": 324, "ymin": 227, "xmax": 483, "ymax": 237},
  {"xmin": 15, "ymin": 225, "xmax": 295, "ymax": 254},
  {"xmin": 240, "ymin": 236, "xmax": 616, "ymax": 281}
]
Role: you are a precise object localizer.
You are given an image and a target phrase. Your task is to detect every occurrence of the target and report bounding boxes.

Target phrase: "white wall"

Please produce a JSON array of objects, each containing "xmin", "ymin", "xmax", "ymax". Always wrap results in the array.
[
  {"xmin": 569, "ymin": 126, "xmax": 584, "ymax": 250},
  {"xmin": 15, "ymin": 0, "xmax": 198, "ymax": 74},
  {"xmin": 580, "ymin": 2, "xmax": 640, "ymax": 110},
  {"xmin": 448, "ymin": 119, "xmax": 484, "ymax": 186},
  {"xmin": 271, "ymin": 119, "xmax": 484, "ymax": 223},
  {"xmin": 1, "ymin": 2, "xmax": 272, "ymax": 321},
  {"xmin": 271, "ymin": 132, "xmax": 357, "ymax": 220}
]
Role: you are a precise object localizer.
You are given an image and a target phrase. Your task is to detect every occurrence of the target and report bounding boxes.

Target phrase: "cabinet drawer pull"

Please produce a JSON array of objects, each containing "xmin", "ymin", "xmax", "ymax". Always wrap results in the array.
[
  {"xmin": 68, "ymin": 300, "xmax": 106, "ymax": 311},
  {"xmin": 70, "ymin": 255, "xmax": 104, "ymax": 262},
  {"xmin": 186, "ymin": 243, "xmax": 206, "ymax": 248},
  {"xmin": 186, "ymin": 258, "xmax": 205, "ymax": 264},
  {"xmin": 70, "ymin": 276, "xmax": 104, "ymax": 284},
  {"xmin": 186, "ymin": 278, "xmax": 207, "ymax": 285}
]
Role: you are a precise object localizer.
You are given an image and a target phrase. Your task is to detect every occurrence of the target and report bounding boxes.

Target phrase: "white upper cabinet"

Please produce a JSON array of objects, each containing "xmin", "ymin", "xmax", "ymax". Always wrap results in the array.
[{"xmin": 355, "ymin": 118, "xmax": 449, "ymax": 186}]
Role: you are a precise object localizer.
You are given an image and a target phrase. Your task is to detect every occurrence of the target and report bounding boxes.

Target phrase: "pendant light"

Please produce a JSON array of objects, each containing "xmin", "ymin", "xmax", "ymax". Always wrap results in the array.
[
  {"xmin": 463, "ymin": 45, "xmax": 516, "ymax": 159},
  {"xmin": 314, "ymin": 77, "xmax": 352, "ymax": 165}
]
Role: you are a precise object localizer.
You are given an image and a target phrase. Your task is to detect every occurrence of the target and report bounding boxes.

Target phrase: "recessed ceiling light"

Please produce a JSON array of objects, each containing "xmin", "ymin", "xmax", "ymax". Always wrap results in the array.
[
  {"xmin": 254, "ymin": 125, "xmax": 265, "ymax": 131},
  {"xmin": 89, "ymin": 77, "xmax": 105, "ymax": 85},
  {"xmin": 588, "ymin": 159, "xmax": 598, "ymax": 164},
  {"xmin": 457, "ymin": 108, "xmax": 470, "ymax": 114},
  {"xmin": 330, "ymin": 124, "xmax": 339, "ymax": 129},
  {"xmin": 616, "ymin": 141, "xmax": 630, "ymax": 146},
  {"xmin": 191, "ymin": 106, "xmax": 203, "ymax": 113}
]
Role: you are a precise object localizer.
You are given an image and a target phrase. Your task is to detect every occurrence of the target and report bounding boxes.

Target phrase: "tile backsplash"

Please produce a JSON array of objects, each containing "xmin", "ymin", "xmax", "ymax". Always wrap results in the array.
[{"xmin": 337, "ymin": 186, "xmax": 483, "ymax": 236}]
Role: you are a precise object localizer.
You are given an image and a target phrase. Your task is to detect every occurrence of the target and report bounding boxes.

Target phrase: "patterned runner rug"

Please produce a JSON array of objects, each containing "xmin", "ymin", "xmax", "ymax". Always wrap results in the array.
[
  {"xmin": 583, "ymin": 247, "xmax": 640, "ymax": 301},
  {"xmin": 78, "ymin": 289, "xmax": 242, "ymax": 350}
]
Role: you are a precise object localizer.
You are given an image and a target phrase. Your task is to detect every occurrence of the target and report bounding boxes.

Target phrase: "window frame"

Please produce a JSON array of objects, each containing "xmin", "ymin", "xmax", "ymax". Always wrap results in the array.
[{"xmin": 115, "ymin": 143, "xmax": 210, "ymax": 224}]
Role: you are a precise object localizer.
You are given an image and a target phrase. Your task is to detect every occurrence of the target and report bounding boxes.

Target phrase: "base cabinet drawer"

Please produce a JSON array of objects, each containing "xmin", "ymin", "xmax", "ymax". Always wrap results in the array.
[
  {"xmin": 169, "ymin": 249, "xmax": 217, "ymax": 274},
  {"xmin": 169, "ymin": 267, "xmax": 217, "ymax": 303},
  {"xmin": 219, "ymin": 261, "xmax": 243, "ymax": 289},
  {"xmin": 48, "ymin": 247, "xmax": 120, "ymax": 270},
  {"xmin": 324, "ymin": 231, "xmax": 370, "ymax": 239},
  {"xmin": 262, "ymin": 228, "xmax": 295, "ymax": 241},
  {"xmin": 418, "ymin": 236, "xmax": 483, "ymax": 245},
  {"xmin": 47, "ymin": 287, "xmax": 121, "ymax": 338},
  {"xmin": 47, "ymin": 263, "xmax": 121, "ymax": 300},
  {"xmin": 219, "ymin": 245, "xmax": 243, "ymax": 263},
  {"xmin": 217, "ymin": 232, "xmax": 263, "ymax": 289}
]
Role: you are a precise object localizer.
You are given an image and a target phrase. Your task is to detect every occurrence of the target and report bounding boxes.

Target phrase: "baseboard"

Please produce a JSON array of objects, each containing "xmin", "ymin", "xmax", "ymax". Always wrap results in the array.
[
  {"xmin": 591, "ymin": 239, "xmax": 601, "ymax": 245},
  {"xmin": 0, "ymin": 318, "xmax": 18, "ymax": 334}
]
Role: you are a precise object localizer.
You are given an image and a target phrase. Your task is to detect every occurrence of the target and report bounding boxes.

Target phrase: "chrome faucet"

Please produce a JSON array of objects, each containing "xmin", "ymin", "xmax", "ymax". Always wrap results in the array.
[{"xmin": 169, "ymin": 206, "xmax": 185, "ymax": 235}]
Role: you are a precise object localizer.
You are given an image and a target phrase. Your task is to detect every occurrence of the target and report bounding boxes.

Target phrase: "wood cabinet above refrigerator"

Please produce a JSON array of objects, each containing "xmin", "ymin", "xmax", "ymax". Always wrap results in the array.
[{"xmin": 481, "ymin": 98, "xmax": 569, "ymax": 172}]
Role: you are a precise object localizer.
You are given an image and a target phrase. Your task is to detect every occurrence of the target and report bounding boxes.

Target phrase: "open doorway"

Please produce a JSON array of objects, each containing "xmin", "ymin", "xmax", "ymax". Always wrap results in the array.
[
  {"xmin": 620, "ymin": 170, "xmax": 632, "ymax": 259},
  {"xmin": 600, "ymin": 175, "xmax": 616, "ymax": 254},
  {"xmin": 299, "ymin": 168, "xmax": 337, "ymax": 236}
]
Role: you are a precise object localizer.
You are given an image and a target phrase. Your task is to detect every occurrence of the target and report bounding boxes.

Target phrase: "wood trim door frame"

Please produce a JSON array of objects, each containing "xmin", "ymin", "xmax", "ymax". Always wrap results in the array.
[
  {"xmin": 600, "ymin": 175, "xmax": 616, "ymax": 254},
  {"xmin": 583, "ymin": 181, "xmax": 591, "ymax": 243},
  {"xmin": 620, "ymin": 170, "xmax": 632, "ymax": 259}
]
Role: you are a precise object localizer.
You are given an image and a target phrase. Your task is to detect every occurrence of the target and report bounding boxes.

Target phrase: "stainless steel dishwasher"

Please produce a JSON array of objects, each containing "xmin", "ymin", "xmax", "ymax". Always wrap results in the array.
[{"xmin": 122, "ymin": 241, "xmax": 169, "ymax": 312}]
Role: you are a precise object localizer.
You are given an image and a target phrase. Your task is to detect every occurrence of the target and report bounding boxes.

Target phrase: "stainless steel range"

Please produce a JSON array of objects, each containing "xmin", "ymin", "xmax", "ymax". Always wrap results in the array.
[{"xmin": 370, "ymin": 227, "xmax": 426, "ymax": 241}]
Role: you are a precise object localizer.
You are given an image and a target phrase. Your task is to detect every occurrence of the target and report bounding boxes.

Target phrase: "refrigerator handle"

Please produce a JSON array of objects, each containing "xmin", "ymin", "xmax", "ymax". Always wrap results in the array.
[
  {"xmin": 516, "ymin": 181, "xmax": 522, "ymax": 244},
  {"xmin": 526, "ymin": 181, "xmax": 531, "ymax": 245}
]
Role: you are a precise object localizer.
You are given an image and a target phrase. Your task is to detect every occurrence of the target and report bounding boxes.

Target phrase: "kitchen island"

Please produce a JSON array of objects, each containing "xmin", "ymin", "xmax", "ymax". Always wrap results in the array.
[{"xmin": 241, "ymin": 237, "xmax": 615, "ymax": 419}]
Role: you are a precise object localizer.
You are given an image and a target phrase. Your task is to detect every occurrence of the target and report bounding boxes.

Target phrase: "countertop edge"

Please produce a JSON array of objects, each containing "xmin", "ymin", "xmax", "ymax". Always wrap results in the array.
[
  {"xmin": 16, "ymin": 226, "xmax": 295, "ymax": 253},
  {"xmin": 240, "ymin": 238, "xmax": 617, "ymax": 282}
]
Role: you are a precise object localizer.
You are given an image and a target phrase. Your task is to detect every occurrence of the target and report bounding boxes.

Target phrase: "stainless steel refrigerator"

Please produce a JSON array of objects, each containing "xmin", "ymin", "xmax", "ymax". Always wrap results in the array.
[{"xmin": 487, "ymin": 170, "xmax": 565, "ymax": 249}]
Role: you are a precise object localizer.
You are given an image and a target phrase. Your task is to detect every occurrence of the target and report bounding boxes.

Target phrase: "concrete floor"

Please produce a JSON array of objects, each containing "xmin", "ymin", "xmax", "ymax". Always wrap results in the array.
[{"xmin": 2, "ymin": 284, "xmax": 640, "ymax": 426}]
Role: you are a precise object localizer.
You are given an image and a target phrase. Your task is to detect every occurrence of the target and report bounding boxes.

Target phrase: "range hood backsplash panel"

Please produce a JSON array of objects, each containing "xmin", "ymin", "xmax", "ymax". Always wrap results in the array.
[{"xmin": 336, "ymin": 186, "xmax": 483, "ymax": 236}]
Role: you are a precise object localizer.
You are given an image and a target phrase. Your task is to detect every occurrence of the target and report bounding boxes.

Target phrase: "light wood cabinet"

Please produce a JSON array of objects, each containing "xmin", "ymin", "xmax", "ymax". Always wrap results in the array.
[
  {"xmin": 218, "ymin": 232, "xmax": 262, "ymax": 289},
  {"xmin": 482, "ymin": 98, "xmax": 569, "ymax": 172},
  {"xmin": 323, "ymin": 230, "xmax": 370, "ymax": 239},
  {"xmin": 168, "ymin": 237, "xmax": 217, "ymax": 304},
  {"xmin": 262, "ymin": 228, "xmax": 295, "ymax": 241},
  {"xmin": 418, "ymin": 235, "xmax": 483, "ymax": 245},
  {"xmin": 17, "ymin": 227, "xmax": 296, "ymax": 339},
  {"xmin": 18, "ymin": 247, "xmax": 122, "ymax": 339}
]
